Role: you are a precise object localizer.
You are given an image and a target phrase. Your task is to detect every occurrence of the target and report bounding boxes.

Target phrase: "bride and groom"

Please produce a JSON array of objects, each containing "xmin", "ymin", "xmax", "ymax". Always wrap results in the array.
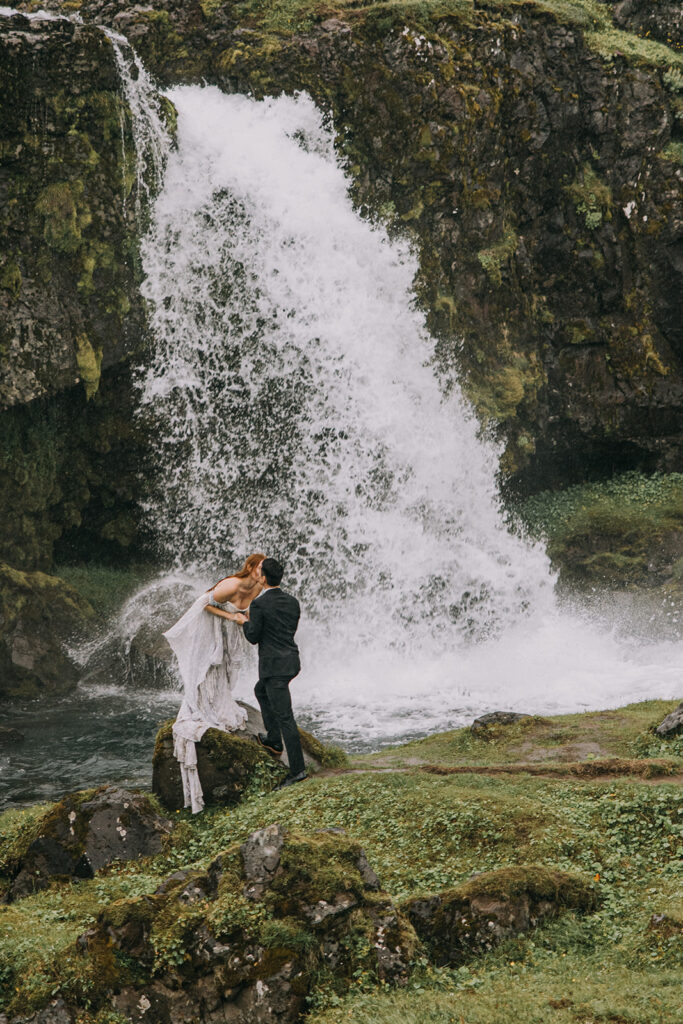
[{"xmin": 164, "ymin": 554, "xmax": 307, "ymax": 813}]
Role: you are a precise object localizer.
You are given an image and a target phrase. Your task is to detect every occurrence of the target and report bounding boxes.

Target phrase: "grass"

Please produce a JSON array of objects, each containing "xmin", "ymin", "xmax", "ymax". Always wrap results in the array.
[
  {"xmin": 352, "ymin": 701, "xmax": 683, "ymax": 768},
  {"xmin": 509, "ymin": 471, "xmax": 683, "ymax": 584},
  {"xmin": 54, "ymin": 562, "xmax": 156, "ymax": 619},
  {"xmin": 0, "ymin": 702, "xmax": 681, "ymax": 1017}
]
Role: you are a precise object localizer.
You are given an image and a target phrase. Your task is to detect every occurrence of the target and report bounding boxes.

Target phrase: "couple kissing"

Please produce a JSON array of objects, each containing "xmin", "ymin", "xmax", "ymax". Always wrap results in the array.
[{"xmin": 163, "ymin": 554, "xmax": 306, "ymax": 813}]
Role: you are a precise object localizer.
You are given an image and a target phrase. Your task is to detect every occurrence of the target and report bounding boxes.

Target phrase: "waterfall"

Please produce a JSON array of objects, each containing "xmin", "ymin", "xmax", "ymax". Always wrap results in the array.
[
  {"xmin": 105, "ymin": 29, "xmax": 171, "ymax": 214},
  {"xmin": 130, "ymin": 84, "xmax": 680, "ymax": 743},
  {"xmin": 138, "ymin": 86, "xmax": 552, "ymax": 638}
]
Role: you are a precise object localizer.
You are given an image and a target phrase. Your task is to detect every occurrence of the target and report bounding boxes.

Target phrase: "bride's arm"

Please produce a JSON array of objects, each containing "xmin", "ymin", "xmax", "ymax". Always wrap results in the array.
[
  {"xmin": 206, "ymin": 605, "xmax": 241, "ymax": 622},
  {"xmin": 204, "ymin": 577, "xmax": 243, "ymax": 621}
]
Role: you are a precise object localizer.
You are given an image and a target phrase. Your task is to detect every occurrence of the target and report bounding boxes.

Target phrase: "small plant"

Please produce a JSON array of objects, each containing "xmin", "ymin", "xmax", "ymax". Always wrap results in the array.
[{"xmin": 565, "ymin": 164, "xmax": 612, "ymax": 230}]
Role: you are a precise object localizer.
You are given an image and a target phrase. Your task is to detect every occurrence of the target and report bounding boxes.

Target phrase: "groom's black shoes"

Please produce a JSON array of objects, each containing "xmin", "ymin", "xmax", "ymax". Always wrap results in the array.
[
  {"xmin": 276, "ymin": 770, "xmax": 308, "ymax": 789},
  {"xmin": 257, "ymin": 733, "xmax": 283, "ymax": 758}
]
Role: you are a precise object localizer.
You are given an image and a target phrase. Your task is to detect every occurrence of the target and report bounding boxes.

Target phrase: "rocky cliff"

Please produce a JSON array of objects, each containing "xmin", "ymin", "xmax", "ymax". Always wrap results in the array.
[
  {"xmin": 0, "ymin": 0, "xmax": 681, "ymax": 634},
  {"xmin": 0, "ymin": 11, "xmax": 153, "ymax": 572},
  {"xmin": 15, "ymin": 0, "xmax": 682, "ymax": 494}
]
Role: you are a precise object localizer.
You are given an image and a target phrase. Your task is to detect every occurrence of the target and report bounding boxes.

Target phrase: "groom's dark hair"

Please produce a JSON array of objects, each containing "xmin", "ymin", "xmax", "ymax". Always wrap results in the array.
[{"xmin": 261, "ymin": 558, "xmax": 284, "ymax": 587}]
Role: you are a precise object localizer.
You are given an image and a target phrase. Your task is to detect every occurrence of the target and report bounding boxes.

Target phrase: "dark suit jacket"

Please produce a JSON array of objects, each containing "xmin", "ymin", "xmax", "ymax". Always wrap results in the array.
[{"xmin": 242, "ymin": 587, "xmax": 301, "ymax": 679}]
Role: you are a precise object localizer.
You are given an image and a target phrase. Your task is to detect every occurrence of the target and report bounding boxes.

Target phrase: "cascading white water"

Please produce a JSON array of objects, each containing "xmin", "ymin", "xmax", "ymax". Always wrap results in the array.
[
  {"xmin": 130, "ymin": 84, "xmax": 681, "ymax": 745},
  {"xmin": 138, "ymin": 87, "xmax": 552, "ymax": 638},
  {"xmin": 105, "ymin": 30, "xmax": 171, "ymax": 214}
]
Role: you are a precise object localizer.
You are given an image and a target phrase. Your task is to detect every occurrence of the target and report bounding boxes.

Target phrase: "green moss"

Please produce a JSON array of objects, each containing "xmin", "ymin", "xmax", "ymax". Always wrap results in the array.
[
  {"xmin": 35, "ymin": 181, "xmax": 91, "ymax": 254},
  {"xmin": 2, "ymin": 700, "xmax": 682, "ymax": 1018},
  {"xmin": 586, "ymin": 26, "xmax": 683, "ymax": 72},
  {"xmin": 455, "ymin": 864, "xmax": 598, "ymax": 909},
  {"xmin": 299, "ymin": 727, "xmax": 350, "ymax": 769},
  {"xmin": 0, "ymin": 259, "xmax": 22, "ymax": 299},
  {"xmin": 353, "ymin": 701, "xmax": 683, "ymax": 769},
  {"xmin": 661, "ymin": 140, "xmax": 683, "ymax": 164},
  {"xmin": 75, "ymin": 334, "xmax": 103, "ymax": 400},
  {"xmin": 512, "ymin": 471, "xmax": 683, "ymax": 584},
  {"xmin": 477, "ymin": 227, "xmax": 518, "ymax": 286},
  {"xmin": 564, "ymin": 163, "xmax": 612, "ymax": 230}
]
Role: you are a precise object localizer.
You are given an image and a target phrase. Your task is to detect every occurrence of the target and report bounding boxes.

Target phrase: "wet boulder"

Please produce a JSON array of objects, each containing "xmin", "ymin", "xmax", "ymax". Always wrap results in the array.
[
  {"xmin": 655, "ymin": 702, "xmax": 683, "ymax": 737},
  {"xmin": 401, "ymin": 865, "xmax": 598, "ymax": 966},
  {"xmin": 3, "ymin": 786, "xmax": 173, "ymax": 901},
  {"xmin": 69, "ymin": 825, "xmax": 418, "ymax": 1023},
  {"xmin": 152, "ymin": 704, "xmax": 337, "ymax": 812}
]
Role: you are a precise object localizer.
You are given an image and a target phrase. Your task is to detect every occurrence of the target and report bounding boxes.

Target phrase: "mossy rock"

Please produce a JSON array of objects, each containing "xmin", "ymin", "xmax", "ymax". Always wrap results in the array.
[
  {"xmin": 401, "ymin": 864, "xmax": 599, "ymax": 966},
  {"xmin": 1, "ymin": 785, "xmax": 173, "ymax": 902},
  {"xmin": 62, "ymin": 825, "xmax": 418, "ymax": 1022},
  {"xmin": 151, "ymin": 705, "xmax": 335, "ymax": 812},
  {"xmin": 0, "ymin": 561, "xmax": 96, "ymax": 700}
]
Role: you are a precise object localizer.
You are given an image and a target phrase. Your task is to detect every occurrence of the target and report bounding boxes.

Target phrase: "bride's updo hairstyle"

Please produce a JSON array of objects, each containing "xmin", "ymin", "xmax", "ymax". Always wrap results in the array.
[{"xmin": 208, "ymin": 552, "xmax": 266, "ymax": 591}]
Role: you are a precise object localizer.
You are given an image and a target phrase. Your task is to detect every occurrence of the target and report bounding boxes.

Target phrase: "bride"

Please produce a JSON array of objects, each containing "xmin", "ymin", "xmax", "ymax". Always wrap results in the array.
[{"xmin": 163, "ymin": 552, "xmax": 266, "ymax": 813}]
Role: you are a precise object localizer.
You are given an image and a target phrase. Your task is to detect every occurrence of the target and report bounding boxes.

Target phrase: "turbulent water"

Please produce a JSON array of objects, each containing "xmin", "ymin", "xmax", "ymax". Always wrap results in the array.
[{"xmin": 1, "ymin": 48, "xmax": 681, "ymax": 807}]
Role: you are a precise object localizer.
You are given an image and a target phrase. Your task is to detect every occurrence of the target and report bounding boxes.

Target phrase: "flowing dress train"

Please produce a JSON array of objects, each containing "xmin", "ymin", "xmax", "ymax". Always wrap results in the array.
[{"xmin": 163, "ymin": 591, "xmax": 248, "ymax": 813}]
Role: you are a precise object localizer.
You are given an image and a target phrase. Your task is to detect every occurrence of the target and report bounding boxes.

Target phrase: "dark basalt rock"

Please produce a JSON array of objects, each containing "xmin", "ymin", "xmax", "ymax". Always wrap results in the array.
[
  {"xmin": 610, "ymin": 0, "xmax": 682, "ymax": 47},
  {"xmin": 655, "ymin": 701, "xmax": 683, "ymax": 737},
  {"xmin": 471, "ymin": 711, "xmax": 532, "ymax": 734},
  {"xmin": 401, "ymin": 865, "xmax": 599, "ymax": 966},
  {"xmin": 0, "ymin": 12, "xmax": 146, "ymax": 410},
  {"xmin": 152, "ymin": 704, "xmax": 323, "ymax": 812},
  {"xmin": 4, "ymin": 786, "xmax": 173, "ymax": 901},
  {"xmin": 0, "ymin": 12, "xmax": 168, "ymax": 575}
]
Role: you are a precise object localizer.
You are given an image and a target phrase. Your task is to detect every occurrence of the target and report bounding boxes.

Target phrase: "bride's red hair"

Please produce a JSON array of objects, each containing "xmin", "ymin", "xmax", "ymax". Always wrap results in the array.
[{"xmin": 208, "ymin": 552, "xmax": 266, "ymax": 591}]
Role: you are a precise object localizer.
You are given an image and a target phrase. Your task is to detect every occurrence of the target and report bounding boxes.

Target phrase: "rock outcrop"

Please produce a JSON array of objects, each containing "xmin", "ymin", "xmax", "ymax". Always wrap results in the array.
[
  {"xmin": 2, "ymin": 785, "xmax": 173, "ymax": 901},
  {"xmin": 0, "ymin": 562, "xmax": 95, "ymax": 699},
  {"xmin": 63, "ymin": 826, "xmax": 417, "ymax": 1024},
  {"xmin": 152, "ymin": 706, "xmax": 330, "ymax": 811},
  {"xmin": 401, "ymin": 864, "xmax": 599, "ymax": 966},
  {"xmin": 0, "ymin": 11, "xmax": 145, "ymax": 408},
  {"xmin": 655, "ymin": 700, "xmax": 683, "ymax": 736}
]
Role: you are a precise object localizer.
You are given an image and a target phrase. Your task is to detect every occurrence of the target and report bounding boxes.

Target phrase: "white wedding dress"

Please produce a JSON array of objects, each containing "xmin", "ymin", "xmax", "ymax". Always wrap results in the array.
[{"xmin": 163, "ymin": 590, "xmax": 249, "ymax": 813}]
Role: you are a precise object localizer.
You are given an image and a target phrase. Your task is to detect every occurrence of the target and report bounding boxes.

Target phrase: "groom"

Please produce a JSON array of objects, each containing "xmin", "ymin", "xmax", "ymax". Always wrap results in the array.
[{"xmin": 235, "ymin": 558, "xmax": 307, "ymax": 787}]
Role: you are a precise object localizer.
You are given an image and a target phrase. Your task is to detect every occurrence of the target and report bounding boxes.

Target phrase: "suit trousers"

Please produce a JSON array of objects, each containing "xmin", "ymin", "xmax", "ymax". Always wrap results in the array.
[{"xmin": 254, "ymin": 675, "xmax": 305, "ymax": 776}]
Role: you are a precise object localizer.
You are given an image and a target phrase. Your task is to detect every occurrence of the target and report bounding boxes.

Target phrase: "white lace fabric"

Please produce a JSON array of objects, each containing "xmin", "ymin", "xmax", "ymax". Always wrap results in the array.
[{"xmin": 163, "ymin": 590, "xmax": 248, "ymax": 813}]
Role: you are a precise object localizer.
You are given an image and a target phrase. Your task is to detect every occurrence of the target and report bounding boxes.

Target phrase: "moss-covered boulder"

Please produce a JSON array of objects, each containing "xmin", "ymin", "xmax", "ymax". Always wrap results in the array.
[
  {"xmin": 1, "ymin": 786, "xmax": 173, "ymax": 902},
  {"xmin": 0, "ymin": 562, "xmax": 96, "ymax": 700},
  {"xmin": 57, "ymin": 826, "xmax": 416, "ymax": 1023},
  {"xmin": 152, "ymin": 706, "xmax": 334, "ymax": 811},
  {"xmin": 401, "ymin": 865, "xmax": 599, "ymax": 966}
]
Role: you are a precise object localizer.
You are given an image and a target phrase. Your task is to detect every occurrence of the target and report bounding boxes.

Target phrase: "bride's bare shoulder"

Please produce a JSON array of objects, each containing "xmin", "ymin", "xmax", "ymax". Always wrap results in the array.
[{"xmin": 211, "ymin": 576, "xmax": 239, "ymax": 602}]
